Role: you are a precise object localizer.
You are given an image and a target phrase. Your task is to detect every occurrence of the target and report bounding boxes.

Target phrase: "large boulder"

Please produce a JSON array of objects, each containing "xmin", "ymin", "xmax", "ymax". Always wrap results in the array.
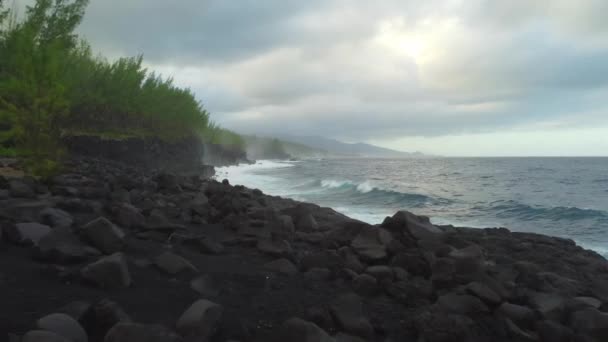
[
  {"xmin": 40, "ymin": 208, "xmax": 74, "ymax": 230},
  {"xmin": 9, "ymin": 179, "xmax": 35, "ymax": 198},
  {"xmin": 190, "ymin": 194, "xmax": 210, "ymax": 217},
  {"xmin": 36, "ymin": 231, "xmax": 92, "ymax": 263},
  {"xmin": 154, "ymin": 252, "xmax": 198, "ymax": 275},
  {"xmin": 113, "ymin": 203, "xmax": 145, "ymax": 229},
  {"xmin": 4, "ymin": 222, "xmax": 51, "ymax": 246},
  {"xmin": 436, "ymin": 293, "xmax": 489, "ymax": 315},
  {"xmin": 338, "ymin": 247, "xmax": 365, "ymax": 273},
  {"xmin": 35, "ymin": 313, "xmax": 87, "ymax": 342},
  {"xmin": 176, "ymin": 299, "xmax": 223, "ymax": 338},
  {"xmin": 104, "ymin": 322, "xmax": 183, "ymax": 342},
  {"xmin": 569, "ymin": 307, "xmax": 608, "ymax": 339},
  {"xmin": 81, "ymin": 299, "xmax": 132, "ymax": 339},
  {"xmin": 297, "ymin": 214, "xmax": 319, "ymax": 232},
  {"xmin": 81, "ymin": 253, "xmax": 131, "ymax": 289},
  {"xmin": 351, "ymin": 226, "xmax": 389, "ymax": 262},
  {"xmin": 264, "ymin": 258, "xmax": 298, "ymax": 276},
  {"xmin": 353, "ymin": 274, "xmax": 378, "ymax": 296},
  {"xmin": 465, "ymin": 281, "xmax": 501, "ymax": 306},
  {"xmin": 528, "ymin": 292, "xmax": 566, "ymax": 322},
  {"xmin": 273, "ymin": 318, "xmax": 335, "ymax": 342},
  {"xmin": 81, "ymin": 217, "xmax": 125, "ymax": 254},
  {"xmin": 257, "ymin": 238, "xmax": 292, "ymax": 257},
  {"xmin": 496, "ymin": 303, "xmax": 536, "ymax": 329},
  {"xmin": 190, "ymin": 275, "xmax": 220, "ymax": 297},
  {"xmin": 384, "ymin": 210, "xmax": 443, "ymax": 240},
  {"xmin": 536, "ymin": 320, "xmax": 573, "ymax": 342},
  {"xmin": 329, "ymin": 293, "xmax": 373, "ymax": 338}
]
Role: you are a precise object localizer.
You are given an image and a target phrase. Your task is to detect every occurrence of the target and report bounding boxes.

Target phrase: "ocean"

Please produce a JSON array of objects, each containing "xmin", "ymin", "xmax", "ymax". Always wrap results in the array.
[{"xmin": 215, "ymin": 157, "xmax": 608, "ymax": 257}]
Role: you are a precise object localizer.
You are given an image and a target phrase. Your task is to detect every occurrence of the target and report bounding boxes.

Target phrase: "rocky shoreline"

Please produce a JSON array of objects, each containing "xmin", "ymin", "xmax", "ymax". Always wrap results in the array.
[{"xmin": 1, "ymin": 156, "xmax": 608, "ymax": 342}]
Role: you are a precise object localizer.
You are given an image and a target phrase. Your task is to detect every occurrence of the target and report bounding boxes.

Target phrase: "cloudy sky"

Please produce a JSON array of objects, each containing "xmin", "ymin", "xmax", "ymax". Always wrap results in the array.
[{"xmin": 20, "ymin": 0, "xmax": 608, "ymax": 156}]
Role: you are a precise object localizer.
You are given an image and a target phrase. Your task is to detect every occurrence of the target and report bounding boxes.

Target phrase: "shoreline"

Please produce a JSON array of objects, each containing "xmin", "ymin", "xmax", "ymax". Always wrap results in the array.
[
  {"xmin": 216, "ymin": 159, "xmax": 608, "ymax": 259},
  {"xmin": 1, "ymin": 156, "xmax": 608, "ymax": 341}
]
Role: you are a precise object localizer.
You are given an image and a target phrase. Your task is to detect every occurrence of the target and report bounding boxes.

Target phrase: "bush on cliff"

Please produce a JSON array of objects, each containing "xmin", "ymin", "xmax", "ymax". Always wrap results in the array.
[{"xmin": 0, "ymin": 0, "xmax": 242, "ymax": 177}]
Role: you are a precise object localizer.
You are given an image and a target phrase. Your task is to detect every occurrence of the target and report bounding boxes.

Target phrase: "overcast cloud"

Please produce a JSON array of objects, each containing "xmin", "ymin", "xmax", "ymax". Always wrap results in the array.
[{"xmin": 21, "ymin": 0, "xmax": 608, "ymax": 155}]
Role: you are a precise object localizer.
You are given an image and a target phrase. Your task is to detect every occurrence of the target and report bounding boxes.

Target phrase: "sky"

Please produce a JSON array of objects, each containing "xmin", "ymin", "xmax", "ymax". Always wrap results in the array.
[{"xmin": 17, "ymin": 0, "xmax": 608, "ymax": 156}]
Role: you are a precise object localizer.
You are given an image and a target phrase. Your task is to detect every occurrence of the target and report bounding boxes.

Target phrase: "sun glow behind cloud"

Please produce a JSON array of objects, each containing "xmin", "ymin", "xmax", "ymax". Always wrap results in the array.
[{"xmin": 68, "ymin": 0, "xmax": 608, "ymax": 156}]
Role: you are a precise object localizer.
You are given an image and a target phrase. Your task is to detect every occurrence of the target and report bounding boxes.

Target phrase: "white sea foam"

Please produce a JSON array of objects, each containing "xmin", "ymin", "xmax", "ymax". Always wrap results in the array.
[{"xmin": 214, "ymin": 160, "xmax": 296, "ymax": 197}]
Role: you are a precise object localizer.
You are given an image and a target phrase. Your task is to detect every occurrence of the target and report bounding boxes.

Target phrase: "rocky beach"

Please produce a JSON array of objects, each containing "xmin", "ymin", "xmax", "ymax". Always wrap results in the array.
[{"xmin": 1, "ymin": 148, "xmax": 608, "ymax": 342}]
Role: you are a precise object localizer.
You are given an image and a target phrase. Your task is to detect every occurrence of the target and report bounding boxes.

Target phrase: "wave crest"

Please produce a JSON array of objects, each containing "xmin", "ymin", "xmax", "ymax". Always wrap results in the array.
[
  {"xmin": 317, "ymin": 179, "xmax": 450, "ymax": 207},
  {"xmin": 479, "ymin": 200, "xmax": 608, "ymax": 221}
]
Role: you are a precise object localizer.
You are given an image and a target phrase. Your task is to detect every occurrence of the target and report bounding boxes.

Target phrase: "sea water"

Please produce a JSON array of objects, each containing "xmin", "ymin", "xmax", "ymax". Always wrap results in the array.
[{"xmin": 216, "ymin": 157, "xmax": 608, "ymax": 257}]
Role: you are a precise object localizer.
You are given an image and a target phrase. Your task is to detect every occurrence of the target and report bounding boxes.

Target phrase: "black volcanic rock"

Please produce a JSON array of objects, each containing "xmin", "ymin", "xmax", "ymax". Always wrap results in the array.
[{"xmin": 3, "ymin": 155, "xmax": 608, "ymax": 342}]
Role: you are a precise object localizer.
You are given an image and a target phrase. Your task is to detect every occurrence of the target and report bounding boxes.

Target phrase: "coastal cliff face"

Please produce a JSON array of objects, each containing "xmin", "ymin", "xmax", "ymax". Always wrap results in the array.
[
  {"xmin": 63, "ymin": 135, "xmax": 251, "ymax": 174},
  {"xmin": 1, "ymin": 156, "xmax": 608, "ymax": 341}
]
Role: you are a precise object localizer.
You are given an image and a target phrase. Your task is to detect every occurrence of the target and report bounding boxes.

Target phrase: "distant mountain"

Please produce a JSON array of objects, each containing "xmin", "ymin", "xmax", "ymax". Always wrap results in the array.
[
  {"xmin": 278, "ymin": 135, "xmax": 429, "ymax": 158},
  {"xmin": 242, "ymin": 135, "xmax": 328, "ymax": 159}
]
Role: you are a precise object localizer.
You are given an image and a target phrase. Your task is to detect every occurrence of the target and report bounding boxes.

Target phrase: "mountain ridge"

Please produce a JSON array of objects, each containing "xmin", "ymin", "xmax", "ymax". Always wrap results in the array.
[{"xmin": 277, "ymin": 135, "xmax": 429, "ymax": 158}]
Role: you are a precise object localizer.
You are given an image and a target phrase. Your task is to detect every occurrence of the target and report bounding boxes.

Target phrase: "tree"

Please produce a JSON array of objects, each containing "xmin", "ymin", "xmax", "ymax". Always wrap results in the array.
[{"xmin": 0, "ymin": 0, "xmax": 89, "ymax": 176}]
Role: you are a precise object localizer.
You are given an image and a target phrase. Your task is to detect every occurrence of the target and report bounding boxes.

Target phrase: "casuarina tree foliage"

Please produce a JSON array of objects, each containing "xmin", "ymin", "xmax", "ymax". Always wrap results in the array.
[{"xmin": 0, "ymin": 0, "xmax": 243, "ymax": 177}]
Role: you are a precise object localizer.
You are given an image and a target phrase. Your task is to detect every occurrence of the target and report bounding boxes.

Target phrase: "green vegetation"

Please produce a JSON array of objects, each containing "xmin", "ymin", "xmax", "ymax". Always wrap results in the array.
[{"xmin": 0, "ymin": 0, "xmax": 241, "ymax": 177}]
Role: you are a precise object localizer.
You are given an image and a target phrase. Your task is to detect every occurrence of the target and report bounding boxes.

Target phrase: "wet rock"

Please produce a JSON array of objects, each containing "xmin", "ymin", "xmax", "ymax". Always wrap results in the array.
[
  {"xmin": 154, "ymin": 251, "xmax": 198, "ymax": 275},
  {"xmin": 22, "ymin": 330, "xmax": 70, "ymax": 342},
  {"xmin": 497, "ymin": 303, "xmax": 536, "ymax": 329},
  {"xmin": 81, "ymin": 217, "xmax": 125, "ymax": 254},
  {"xmin": 465, "ymin": 281, "xmax": 502, "ymax": 306},
  {"xmin": 9, "ymin": 179, "xmax": 35, "ymax": 198},
  {"xmin": 569, "ymin": 307, "xmax": 608, "ymax": 339},
  {"xmin": 81, "ymin": 252, "xmax": 131, "ymax": 289},
  {"xmin": 536, "ymin": 320, "xmax": 573, "ymax": 342},
  {"xmin": 4, "ymin": 222, "xmax": 51, "ymax": 246},
  {"xmin": 36, "ymin": 231, "xmax": 91, "ymax": 263},
  {"xmin": 40, "ymin": 208, "xmax": 74, "ymax": 230},
  {"xmin": 329, "ymin": 293, "xmax": 373, "ymax": 338},
  {"xmin": 353, "ymin": 274, "xmax": 378, "ymax": 296},
  {"xmin": 384, "ymin": 210, "xmax": 443, "ymax": 240},
  {"xmin": 264, "ymin": 258, "xmax": 298, "ymax": 276},
  {"xmin": 113, "ymin": 203, "xmax": 145, "ymax": 229},
  {"xmin": 35, "ymin": 313, "xmax": 87, "ymax": 342},
  {"xmin": 176, "ymin": 299, "xmax": 223, "ymax": 338},
  {"xmin": 351, "ymin": 226, "xmax": 388, "ymax": 262},
  {"xmin": 104, "ymin": 322, "xmax": 183, "ymax": 342}
]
